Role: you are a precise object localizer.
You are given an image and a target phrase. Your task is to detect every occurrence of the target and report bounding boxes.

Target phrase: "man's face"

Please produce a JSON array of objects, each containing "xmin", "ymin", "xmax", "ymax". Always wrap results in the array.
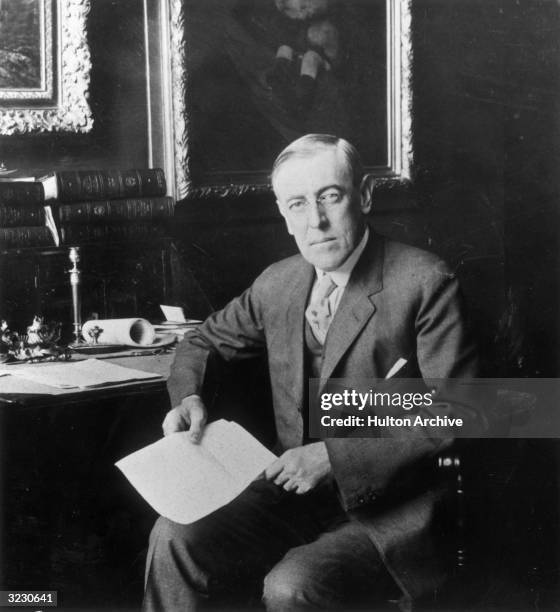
[{"xmin": 274, "ymin": 148, "xmax": 371, "ymax": 271}]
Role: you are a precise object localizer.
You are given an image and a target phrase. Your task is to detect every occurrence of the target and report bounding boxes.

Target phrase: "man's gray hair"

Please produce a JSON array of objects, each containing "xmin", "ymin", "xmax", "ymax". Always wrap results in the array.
[{"xmin": 271, "ymin": 134, "xmax": 365, "ymax": 189}]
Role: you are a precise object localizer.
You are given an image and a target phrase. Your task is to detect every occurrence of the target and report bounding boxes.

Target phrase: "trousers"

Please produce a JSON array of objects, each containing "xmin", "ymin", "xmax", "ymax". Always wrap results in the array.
[{"xmin": 143, "ymin": 478, "xmax": 400, "ymax": 611}]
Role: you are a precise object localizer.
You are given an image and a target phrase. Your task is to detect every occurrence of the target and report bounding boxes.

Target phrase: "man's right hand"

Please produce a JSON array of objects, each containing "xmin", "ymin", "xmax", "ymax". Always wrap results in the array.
[{"xmin": 162, "ymin": 394, "xmax": 207, "ymax": 443}]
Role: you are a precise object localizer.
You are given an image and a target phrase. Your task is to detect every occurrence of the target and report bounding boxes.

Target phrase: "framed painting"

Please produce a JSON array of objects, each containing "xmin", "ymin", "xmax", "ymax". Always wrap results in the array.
[
  {"xmin": 0, "ymin": 0, "xmax": 93, "ymax": 134},
  {"xmin": 162, "ymin": 0, "xmax": 412, "ymax": 200}
]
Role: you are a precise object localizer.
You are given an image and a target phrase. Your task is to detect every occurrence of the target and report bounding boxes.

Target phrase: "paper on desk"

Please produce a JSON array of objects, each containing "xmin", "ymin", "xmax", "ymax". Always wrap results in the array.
[
  {"xmin": 1, "ymin": 358, "xmax": 162, "ymax": 389},
  {"xmin": 116, "ymin": 419, "xmax": 277, "ymax": 524},
  {"xmin": 160, "ymin": 305, "xmax": 187, "ymax": 323}
]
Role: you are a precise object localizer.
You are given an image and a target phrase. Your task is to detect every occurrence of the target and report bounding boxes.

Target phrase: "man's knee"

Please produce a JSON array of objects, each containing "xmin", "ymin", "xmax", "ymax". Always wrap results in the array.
[
  {"xmin": 262, "ymin": 560, "xmax": 313, "ymax": 610},
  {"xmin": 147, "ymin": 514, "xmax": 251, "ymax": 591}
]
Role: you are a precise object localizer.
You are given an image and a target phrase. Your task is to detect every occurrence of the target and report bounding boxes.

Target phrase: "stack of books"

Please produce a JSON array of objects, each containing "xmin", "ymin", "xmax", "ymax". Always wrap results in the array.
[
  {"xmin": 0, "ymin": 168, "xmax": 174, "ymax": 250},
  {"xmin": 42, "ymin": 168, "xmax": 174, "ymax": 244},
  {"xmin": 0, "ymin": 181, "xmax": 57, "ymax": 250}
]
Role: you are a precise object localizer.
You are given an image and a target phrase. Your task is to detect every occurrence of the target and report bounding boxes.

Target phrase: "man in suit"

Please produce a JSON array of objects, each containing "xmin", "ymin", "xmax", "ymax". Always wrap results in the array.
[{"xmin": 143, "ymin": 134, "xmax": 479, "ymax": 611}]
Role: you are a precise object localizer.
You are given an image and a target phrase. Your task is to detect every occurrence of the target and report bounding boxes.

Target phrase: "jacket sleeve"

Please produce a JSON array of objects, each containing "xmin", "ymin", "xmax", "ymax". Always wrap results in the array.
[
  {"xmin": 325, "ymin": 266, "xmax": 481, "ymax": 511},
  {"xmin": 166, "ymin": 280, "xmax": 267, "ymax": 409}
]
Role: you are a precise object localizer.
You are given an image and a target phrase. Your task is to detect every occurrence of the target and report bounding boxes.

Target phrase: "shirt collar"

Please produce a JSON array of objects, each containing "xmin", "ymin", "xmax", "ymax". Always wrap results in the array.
[{"xmin": 315, "ymin": 226, "xmax": 370, "ymax": 288}]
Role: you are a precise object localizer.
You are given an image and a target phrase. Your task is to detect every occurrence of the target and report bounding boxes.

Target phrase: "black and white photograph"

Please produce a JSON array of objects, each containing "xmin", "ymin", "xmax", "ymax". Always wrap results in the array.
[{"xmin": 0, "ymin": 1, "xmax": 559, "ymax": 611}]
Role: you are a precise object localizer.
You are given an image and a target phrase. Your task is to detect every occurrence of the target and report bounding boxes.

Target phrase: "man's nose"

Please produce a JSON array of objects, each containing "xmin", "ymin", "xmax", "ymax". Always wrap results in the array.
[{"xmin": 307, "ymin": 201, "xmax": 328, "ymax": 229}]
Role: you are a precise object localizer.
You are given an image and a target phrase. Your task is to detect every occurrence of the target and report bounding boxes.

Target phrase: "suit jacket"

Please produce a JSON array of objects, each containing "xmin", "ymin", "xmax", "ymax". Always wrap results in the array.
[{"xmin": 167, "ymin": 231, "xmax": 479, "ymax": 605}]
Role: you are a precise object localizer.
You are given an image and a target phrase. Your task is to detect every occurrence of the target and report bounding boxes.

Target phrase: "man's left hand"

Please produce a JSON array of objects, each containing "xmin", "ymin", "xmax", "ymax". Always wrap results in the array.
[{"xmin": 264, "ymin": 442, "xmax": 331, "ymax": 494}]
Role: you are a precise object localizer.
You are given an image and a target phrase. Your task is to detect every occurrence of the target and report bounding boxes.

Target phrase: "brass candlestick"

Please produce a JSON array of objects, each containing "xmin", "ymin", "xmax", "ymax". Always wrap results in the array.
[{"xmin": 68, "ymin": 246, "xmax": 83, "ymax": 345}]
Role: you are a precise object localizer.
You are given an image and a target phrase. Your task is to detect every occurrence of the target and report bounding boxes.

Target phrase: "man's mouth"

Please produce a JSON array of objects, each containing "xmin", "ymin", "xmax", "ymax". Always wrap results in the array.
[{"xmin": 309, "ymin": 238, "xmax": 336, "ymax": 246}]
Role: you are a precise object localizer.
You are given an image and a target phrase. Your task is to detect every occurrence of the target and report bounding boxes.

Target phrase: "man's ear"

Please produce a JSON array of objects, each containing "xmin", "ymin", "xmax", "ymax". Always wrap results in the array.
[
  {"xmin": 277, "ymin": 200, "xmax": 295, "ymax": 236},
  {"xmin": 359, "ymin": 175, "xmax": 373, "ymax": 214}
]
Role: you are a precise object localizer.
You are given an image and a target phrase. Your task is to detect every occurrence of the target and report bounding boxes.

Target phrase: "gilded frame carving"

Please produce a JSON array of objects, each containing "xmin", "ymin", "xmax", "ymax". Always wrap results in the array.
[
  {"xmin": 164, "ymin": 0, "xmax": 412, "ymax": 201},
  {"xmin": 0, "ymin": 0, "xmax": 93, "ymax": 135}
]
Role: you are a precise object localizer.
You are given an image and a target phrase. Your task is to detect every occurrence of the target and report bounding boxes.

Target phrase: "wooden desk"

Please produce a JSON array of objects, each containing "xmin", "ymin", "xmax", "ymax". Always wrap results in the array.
[
  {"xmin": 0, "ymin": 353, "xmax": 174, "ymax": 407},
  {"xmin": 0, "ymin": 353, "xmax": 175, "ymax": 609}
]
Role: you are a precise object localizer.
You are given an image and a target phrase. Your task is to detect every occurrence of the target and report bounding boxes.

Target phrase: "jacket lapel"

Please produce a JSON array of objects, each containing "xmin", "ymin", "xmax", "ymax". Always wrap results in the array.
[
  {"xmin": 320, "ymin": 233, "xmax": 385, "ymax": 381},
  {"xmin": 283, "ymin": 260, "xmax": 315, "ymax": 410}
]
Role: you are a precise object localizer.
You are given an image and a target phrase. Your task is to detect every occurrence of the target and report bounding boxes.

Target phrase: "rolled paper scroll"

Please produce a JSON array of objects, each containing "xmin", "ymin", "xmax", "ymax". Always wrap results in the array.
[{"xmin": 81, "ymin": 318, "xmax": 156, "ymax": 347}]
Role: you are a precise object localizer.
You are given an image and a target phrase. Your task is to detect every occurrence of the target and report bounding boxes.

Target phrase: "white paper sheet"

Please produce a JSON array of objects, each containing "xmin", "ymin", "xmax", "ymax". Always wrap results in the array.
[
  {"xmin": 0, "ymin": 358, "xmax": 162, "ymax": 389},
  {"xmin": 115, "ymin": 420, "xmax": 277, "ymax": 524},
  {"xmin": 160, "ymin": 305, "xmax": 187, "ymax": 323}
]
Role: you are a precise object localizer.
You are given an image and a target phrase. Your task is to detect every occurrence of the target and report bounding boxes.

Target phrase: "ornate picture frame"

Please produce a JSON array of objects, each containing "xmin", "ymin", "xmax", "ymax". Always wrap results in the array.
[
  {"xmin": 163, "ymin": 0, "xmax": 412, "ymax": 201},
  {"xmin": 0, "ymin": 0, "xmax": 93, "ymax": 135}
]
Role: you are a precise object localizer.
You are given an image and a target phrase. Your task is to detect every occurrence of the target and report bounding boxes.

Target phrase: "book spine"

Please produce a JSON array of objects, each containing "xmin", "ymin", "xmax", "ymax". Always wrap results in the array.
[
  {"xmin": 0, "ymin": 206, "xmax": 46, "ymax": 227},
  {"xmin": 0, "ymin": 226, "xmax": 54, "ymax": 249},
  {"xmin": 60, "ymin": 223, "xmax": 166, "ymax": 244},
  {"xmin": 0, "ymin": 182, "xmax": 45, "ymax": 206},
  {"xmin": 57, "ymin": 197, "xmax": 175, "ymax": 224},
  {"xmin": 55, "ymin": 168, "xmax": 167, "ymax": 202}
]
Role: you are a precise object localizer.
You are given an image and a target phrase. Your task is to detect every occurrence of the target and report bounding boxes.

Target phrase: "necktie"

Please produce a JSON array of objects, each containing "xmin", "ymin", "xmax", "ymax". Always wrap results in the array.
[{"xmin": 305, "ymin": 274, "xmax": 337, "ymax": 345}]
